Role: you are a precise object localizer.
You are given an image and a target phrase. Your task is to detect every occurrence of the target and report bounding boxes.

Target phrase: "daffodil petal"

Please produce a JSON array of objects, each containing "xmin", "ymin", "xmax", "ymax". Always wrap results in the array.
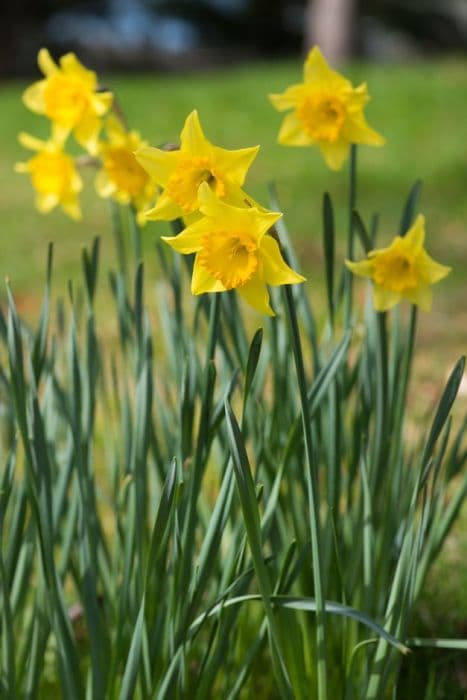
[
  {"xmin": 134, "ymin": 147, "xmax": 179, "ymax": 186},
  {"xmin": 418, "ymin": 250, "xmax": 451, "ymax": 284},
  {"xmin": 269, "ymin": 84, "xmax": 304, "ymax": 112},
  {"xmin": 38, "ymin": 48, "xmax": 58, "ymax": 76},
  {"xmin": 278, "ymin": 113, "xmax": 313, "ymax": 146},
  {"xmin": 60, "ymin": 53, "xmax": 95, "ymax": 88},
  {"xmin": 404, "ymin": 214, "xmax": 425, "ymax": 247},
  {"xmin": 161, "ymin": 219, "xmax": 207, "ymax": 254},
  {"xmin": 180, "ymin": 110, "xmax": 211, "ymax": 155},
  {"xmin": 22, "ymin": 82, "xmax": 46, "ymax": 114},
  {"xmin": 343, "ymin": 114, "xmax": 385, "ymax": 147},
  {"xmin": 319, "ymin": 141, "xmax": 350, "ymax": 171},
  {"xmin": 36, "ymin": 193, "xmax": 59, "ymax": 213},
  {"xmin": 404, "ymin": 285, "xmax": 433, "ymax": 311},
  {"xmin": 345, "ymin": 258, "xmax": 375, "ymax": 278},
  {"xmin": 74, "ymin": 113, "xmax": 102, "ymax": 154},
  {"xmin": 144, "ymin": 191, "xmax": 182, "ymax": 221},
  {"xmin": 238, "ymin": 277, "xmax": 274, "ymax": 316},
  {"xmin": 212, "ymin": 145, "xmax": 259, "ymax": 186},
  {"xmin": 191, "ymin": 255, "xmax": 225, "ymax": 294},
  {"xmin": 95, "ymin": 170, "xmax": 116, "ymax": 198},
  {"xmin": 260, "ymin": 236, "xmax": 305, "ymax": 286},
  {"xmin": 18, "ymin": 132, "xmax": 45, "ymax": 151},
  {"xmin": 373, "ymin": 285, "xmax": 400, "ymax": 312},
  {"xmin": 304, "ymin": 46, "xmax": 348, "ymax": 91}
]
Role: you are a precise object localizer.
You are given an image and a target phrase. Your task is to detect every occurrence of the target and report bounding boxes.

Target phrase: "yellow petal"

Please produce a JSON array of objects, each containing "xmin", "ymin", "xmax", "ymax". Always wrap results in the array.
[
  {"xmin": 417, "ymin": 250, "xmax": 451, "ymax": 285},
  {"xmin": 134, "ymin": 147, "xmax": 179, "ymax": 186},
  {"xmin": 144, "ymin": 190, "xmax": 182, "ymax": 221},
  {"xmin": 180, "ymin": 110, "xmax": 211, "ymax": 155},
  {"xmin": 345, "ymin": 258, "xmax": 375, "ymax": 279},
  {"xmin": 318, "ymin": 140, "xmax": 350, "ymax": 170},
  {"xmin": 212, "ymin": 145, "xmax": 259, "ymax": 186},
  {"xmin": 404, "ymin": 285, "xmax": 433, "ymax": 311},
  {"xmin": 51, "ymin": 123, "xmax": 71, "ymax": 146},
  {"xmin": 93, "ymin": 91, "xmax": 113, "ymax": 117},
  {"xmin": 74, "ymin": 113, "xmax": 102, "ymax": 154},
  {"xmin": 269, "ymin": 84, "xmax": 304, "ymax": 112},
  {"xmin": 161, "ymin": 219, "xmax": 208, "ymax": 254},
  {"xmin": 22, "ymin": 81, "xmax": 46, "ymax": 114},
  {"xmin": 37, "ymin": 48, "xmax": 58, "ymax": 76},
  {"xmin": 278, "ymin": 113, "xmax": 312, "ymax": 146},
  {"xmin": 197, "ymin": 183, "xmax": 280, "ymax": 241},
  {"xmin": 95, "ymin": 169, "xmax": 116, "ymax": 198},
  {"xmin": 60, "ymin": 53, "xmax": 95, "ymax": 87},
  {"xmin": 260, "ymin": 236, "xmax": 305, "ymax": 286},
  {"xmin": 304, "ymin": 46, "xmax": 348, "ymax": 91},
  {"xmin": 343, "ymin": 113, "xmax": 385, "ymax": 147},
  {"xmin": 14, "ymin": 162, "xmax": 29, "ymax": 173},
  {"xmin": 373, "ymin": 285, "xmax": 400, "ymax": 312},
  {"xmin": 404, "ymin": 214, "xmax": 425, "ymax": 248},
  {"xmin": 61, "ymin": 195, "xmax": 82, "ymax": 221},
  {"xmin": 18, "ymin": 132, "xmax": 45, "ymax": 152},
  {"xmin": 238, "ymin": 277, "xmax": 274, "ymax": 316},
  {"xmin": 191, "ymin": 255, "xmax": 225, "ymax": 294},
  {"xmin": 36, "ymin": 193, "xmax": 59, "ymax": 213}
]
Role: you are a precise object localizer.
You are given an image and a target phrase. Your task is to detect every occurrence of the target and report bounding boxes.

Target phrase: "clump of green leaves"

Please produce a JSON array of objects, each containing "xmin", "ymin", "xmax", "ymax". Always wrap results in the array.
[{"xmin": 0, "ymin": 186, "xmax": 465, "ymax": 699}]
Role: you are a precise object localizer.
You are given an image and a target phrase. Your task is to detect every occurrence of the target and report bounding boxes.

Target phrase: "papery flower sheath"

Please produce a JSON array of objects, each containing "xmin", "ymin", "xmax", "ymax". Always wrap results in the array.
[
  {"xmin": 23, "ymin": 48, "xmax": 112, "ymax": 155},
  {"xmin": 15, "ymin": 132, "xmax": 82, "ymax": 220},
  {"xmin": 346, "ymin": 215, "xmax": 450, "ymax": 311},
  {"xmin": 161, "ymin": 183, "xmax": 305, "ymax": 315},
  {"xmin": 95, "ymin": 116, "xmax": 156, "ymax": 224},
  {"xmin": 134, "ymin": 110, "xmax": 259, "ymax": 221},
  {"xmin": 270, "ymin": 46, "xmax": 385, "ymax": 170}
]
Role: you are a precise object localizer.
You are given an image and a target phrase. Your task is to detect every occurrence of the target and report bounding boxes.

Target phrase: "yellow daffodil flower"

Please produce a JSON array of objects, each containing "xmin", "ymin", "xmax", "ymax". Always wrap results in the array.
[
  {"xmin": 15, "ymin": 132, "xmax": 82, "ymax": 220},
  {"xmin": 134, "ymin": 110, "xmax": 259, "ymax": 221},
  {"xmin": 270, "ymin": 46, "xmax": 385, "ymax": 170},
  {"xmin": 22, "ymin": 48, "xmax": 113, "ymax": 155},
  {"xmin": 161, "ymin": 183, "xmax": 305, "ymax": 315},
  {"xmin": 95, "ymin": 116, "xmax": 156, "ymax": 224},
  {"xmin": 346, "ymin": 215, "xmax": 450, "ymax": 311}
]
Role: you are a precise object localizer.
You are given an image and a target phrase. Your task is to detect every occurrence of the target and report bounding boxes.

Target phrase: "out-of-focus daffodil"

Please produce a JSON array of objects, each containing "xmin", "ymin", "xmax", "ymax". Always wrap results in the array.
[
  {"xmin": 270, "ymin": 46, "xmax": 385, "ymax": 170},
  {"xmin": 95, "ymin": 116, "xmax": 155, "ymax": 224},
  {"xmin": 161, "ymin": 183, "xmax": 305, "ymax": 315},
  {"xmin": 15, "ymin": 132, "xmax": 82, "ymax": 220},
  {"xmin": 346, "ymin": 215, "xmax": 450, "ymax": 311},
  {"xmin": 23, "ymin": 48, "xmax": 112, "ymax": 154},
  {"xmin": 134, "ymin": 110, "xmax": 259, "ymax": 221}
]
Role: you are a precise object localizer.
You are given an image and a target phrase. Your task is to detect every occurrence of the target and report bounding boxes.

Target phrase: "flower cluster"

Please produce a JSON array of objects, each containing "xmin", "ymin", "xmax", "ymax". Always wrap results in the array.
[
  {"xmin": 135, "ymin": 109, "xmax": 305, "ymax": 315},
  {"xmin": 17, "ymin": 49, "xmax": 156, "ymax": 222},
  {"xmin": 18, "ymin": 46, "xmax": 451, "ymax": 315}
]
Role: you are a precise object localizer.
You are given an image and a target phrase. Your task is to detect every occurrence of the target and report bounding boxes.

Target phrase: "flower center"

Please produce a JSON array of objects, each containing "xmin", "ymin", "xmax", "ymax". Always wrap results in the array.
[
  {"xmin": 297, "ymin": 92, "xmax": 346, "ymax": 142},
  {"xmin": 199, "ymin": 230, "xmax": 259, "ymax": 289},
  {"xmin": 374, "ymin": 251, "xmax": 418, "ymax": 293},
  {"xmin": 166, "ymin": 157, "xmax": 226, "ymax": 213},
  {"xmin": 30, "ymin": 151, "xmax": 75, "ymax": 195},
  {"xmin": 104, "ymin": 147, "xmax": 149, "ymax": 197},
  {"xmin": 44, "ymin": 74, "xmax": 90, "ymax": 127}
]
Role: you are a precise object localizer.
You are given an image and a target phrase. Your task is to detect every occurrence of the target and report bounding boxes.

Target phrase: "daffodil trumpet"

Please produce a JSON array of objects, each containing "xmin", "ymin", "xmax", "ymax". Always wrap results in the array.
[{"xmin": 161, "ymin": 183, "xmax": 305, "ymax": 316}]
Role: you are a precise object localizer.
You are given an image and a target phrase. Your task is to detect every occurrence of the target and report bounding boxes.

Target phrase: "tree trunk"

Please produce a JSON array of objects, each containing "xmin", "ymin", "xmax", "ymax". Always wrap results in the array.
[{"xmin": 305, "ymin": 0, "xmax": 356, "ymax": 63}]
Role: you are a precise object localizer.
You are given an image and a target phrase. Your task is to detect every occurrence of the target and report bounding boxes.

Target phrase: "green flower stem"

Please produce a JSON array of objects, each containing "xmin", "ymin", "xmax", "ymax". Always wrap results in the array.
[
  {"xmin": 178, "ymin": 293, "xmax": 221, "ymax": 635},
  {"xmin": 282, "ymin": 283, "xmax": 328, "ymax": 700},
  {"xmin": 344, "ymin": 145, "xmax": 358, "ymax": 328},
  {"xmin": 389, "ymin": 306, "xmax": 418, "ymax": 472},
  {"xmin": 372, "ymin": 310, "xmax": 389, "ymax": 490}
]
